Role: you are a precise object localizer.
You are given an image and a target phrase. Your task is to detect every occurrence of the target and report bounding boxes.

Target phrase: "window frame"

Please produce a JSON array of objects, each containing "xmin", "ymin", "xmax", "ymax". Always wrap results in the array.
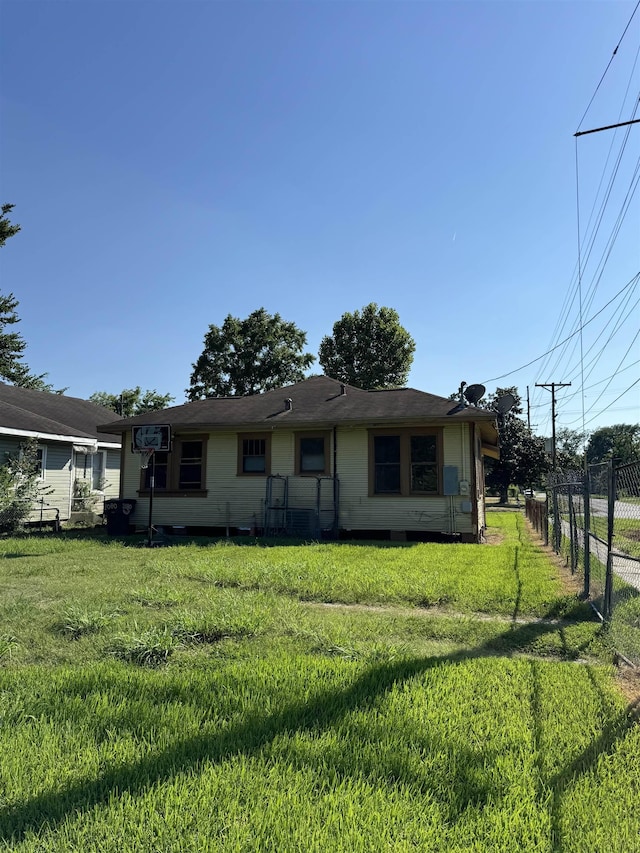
[
  {"xmin": 237, "ymin": 433, "xmax": 271, "ymax": 477},
  {"xmin": 368, "ymin": 427, "xmax": 443, "ymax": 497},
  {"xmin": 35, "ymin": 445, "xmax": 46, "ymax": 480},
  {"xmin": 138, "ymin": 434, "xmax": 208, "ymax": 496},
  {"xmin": 74, "ymin": 449, "xmax": 106, "ymax": 491},
  {"xmin": 295, "ymin": 430, "xmax": 331, "ymax": 476}
]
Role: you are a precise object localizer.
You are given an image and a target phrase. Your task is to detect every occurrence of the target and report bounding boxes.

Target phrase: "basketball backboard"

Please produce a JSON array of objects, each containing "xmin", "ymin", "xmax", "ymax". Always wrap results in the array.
[{"xmin": 131, "ymin": 424, "xmax": 172, "ymax": 452}]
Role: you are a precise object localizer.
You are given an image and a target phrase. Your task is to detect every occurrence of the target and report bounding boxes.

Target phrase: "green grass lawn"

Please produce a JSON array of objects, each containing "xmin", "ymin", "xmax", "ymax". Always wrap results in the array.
[
  {"xmin": 588, "ymin": 515, "xmax": 640, "ymax": 559},
  {"xmin": 0, "ymin": 513, "xmax": 638, "ymax": 852}
]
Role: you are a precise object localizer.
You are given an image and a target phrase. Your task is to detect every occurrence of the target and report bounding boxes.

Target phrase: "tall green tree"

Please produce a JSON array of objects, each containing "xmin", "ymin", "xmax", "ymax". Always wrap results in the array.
[
  {"xmin": 188, "ymin": 308, "xmax": 315, "ymax": 399},
  {"xmin": 482, "ymin": 387, "xmax": 549, "ymax": 503},
  {"xmin": 0, "ymin": 204, "xmax": 21, "ymax": 247},
  {"xmin": 318, "ymin": 303, "xmax": 415, "ymax": 389},
  {"xmin": 89, "ymin": 388, "xmax": 175, "ymax": 417},
  {"xmin": 586, "ymin": 424, "xmax": 640, "ymax": 466},
  {"xmin": 555, "ymin": 428, "xmax": 587, "ymax": 470},
  {"xmin": 0, "ymin": 204, "xmax": 56, "ymax": 391}
]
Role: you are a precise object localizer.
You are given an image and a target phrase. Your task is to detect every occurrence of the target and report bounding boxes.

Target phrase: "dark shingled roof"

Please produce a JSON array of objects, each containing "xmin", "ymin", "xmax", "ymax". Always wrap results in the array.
[
  {"xmin": 98, "ymin": 376, "xmax": 497, "ymax": 437},
  {"xmin": 0, "ymin": 383, "xmax": 121, "ymax": 443}
]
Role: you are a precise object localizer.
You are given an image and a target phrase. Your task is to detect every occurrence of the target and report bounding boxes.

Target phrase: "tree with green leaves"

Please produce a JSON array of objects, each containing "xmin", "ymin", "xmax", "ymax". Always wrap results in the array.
[
  {"xmin": 483, "ymin": 387, "xmax": 549, "ymax": 503},
  {"xmin": 555, "ymin": 428, "xmax": 587, "ymax": 470},
  {"xmin": 0, "ymin": 439, "xmax": 42, "ymax": 533},
  {"xmin": 188, "ymin": 308, "xmax": 315, "ymax": 399},
  {"xmin": 586, "ymin": 424, "xmax": 640, "ymax": 466},
  {"xmin": 0, "ymin": 204, "xmax": 56, "ymax": 391},
  {"xmin": 0, "ymin": 204, "xmax": 21, "ymax": 248},
  {"xmin": 89, "ymin": 388, "xmax": 175, "ymax": 417},
  {"xmin": 318, "ymin": 303, "xmax": 415, "ymax": 389}
]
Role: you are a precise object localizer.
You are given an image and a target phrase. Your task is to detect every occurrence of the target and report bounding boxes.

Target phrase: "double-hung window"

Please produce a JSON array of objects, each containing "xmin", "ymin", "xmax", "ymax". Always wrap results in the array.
[
  {"xmin": 238, "ymin": 434, "xmax": 271, "ymax": 476},
  {"xmin": 369, "ymin": 429, "xmax": 441, "ymax": 496},
  {"xmin": 295, "ymin": 431, "xmax": 330, "ymax": 475},
  {"xmin": 140, "ymin": 435, "xmax": 207, "ymax": 494}
]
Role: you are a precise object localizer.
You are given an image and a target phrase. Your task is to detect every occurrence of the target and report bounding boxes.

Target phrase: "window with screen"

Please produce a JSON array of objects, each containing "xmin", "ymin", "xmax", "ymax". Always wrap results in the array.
[
  {"xmin": 139, "ymin": 436, "xmax": 206, "ymax": 494},
  {"xmin": 238, "ymin": 434, "xmax": 271, "ymax": 476},
  {"xmin": 295, "ymin": 432, "xmax": 330, "ymax": 475},
  {"xmin": 369, "ymin": 429, "xmax": 441, "ymax": 496}
]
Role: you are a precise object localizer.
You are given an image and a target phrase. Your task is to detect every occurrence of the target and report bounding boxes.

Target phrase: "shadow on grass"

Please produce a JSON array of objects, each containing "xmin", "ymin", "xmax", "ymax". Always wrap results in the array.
[{"xmin": 1, "ymin": 610, "xmax": 636, "ymax": 844}]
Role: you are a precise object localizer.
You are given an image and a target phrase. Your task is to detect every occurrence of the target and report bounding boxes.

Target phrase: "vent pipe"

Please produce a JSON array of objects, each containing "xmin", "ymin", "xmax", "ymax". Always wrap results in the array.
[
  {"xmin": 340, "ymin": 384, "xmax": 346, "ymax": 396},
  {"xmin": 284, "ymin": 398, "xmax": 293, "ymax": 411}
]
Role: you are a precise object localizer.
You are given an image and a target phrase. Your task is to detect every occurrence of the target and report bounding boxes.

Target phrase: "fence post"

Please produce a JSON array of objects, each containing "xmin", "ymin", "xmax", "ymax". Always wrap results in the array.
[
  {"xmin": 582, "ymin": 473, "xmax": 590, "ymax": 598},
  {"xmin": 603, "ymin": 461, "xmax": 615, "ymax": 622},
  {"xmin": 568, "ymin": 484, "xmax": 576, "ymax": 573},
  {"xmin": 552, "ymin": 485, "xmax": 560, "ymax": 552}
]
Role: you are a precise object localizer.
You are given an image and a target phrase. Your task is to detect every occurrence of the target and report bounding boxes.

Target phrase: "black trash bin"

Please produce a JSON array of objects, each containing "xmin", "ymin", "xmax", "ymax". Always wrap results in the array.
[{"xmin": 103, "ymin": 499, "xmax": 137, "ymax": 535}]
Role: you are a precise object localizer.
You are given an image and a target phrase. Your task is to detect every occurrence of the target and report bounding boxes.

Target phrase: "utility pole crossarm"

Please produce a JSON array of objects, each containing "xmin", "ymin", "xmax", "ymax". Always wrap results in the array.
[
  {"xmin": 536, "ymin": 382, "xmax": 572, "ymax": 469},
  {"xmin": 574, "ymin": 117, "xmax": 640, "ymax": 137}
]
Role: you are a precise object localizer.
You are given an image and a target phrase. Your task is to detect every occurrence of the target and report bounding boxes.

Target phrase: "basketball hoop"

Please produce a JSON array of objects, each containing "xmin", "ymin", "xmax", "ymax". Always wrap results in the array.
[{"xmin": 138, "ymin": 448, "xmax": 154, "ymax": 469}]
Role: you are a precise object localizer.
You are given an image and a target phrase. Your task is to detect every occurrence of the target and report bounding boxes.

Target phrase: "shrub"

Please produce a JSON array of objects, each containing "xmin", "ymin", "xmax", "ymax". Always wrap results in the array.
[{"xmin": 0, "ymin": 439, "xmax": 42, "ymax": 533}]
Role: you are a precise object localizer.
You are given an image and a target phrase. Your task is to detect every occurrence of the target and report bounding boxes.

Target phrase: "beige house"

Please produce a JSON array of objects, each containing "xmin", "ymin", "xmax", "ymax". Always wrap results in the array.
[
  {"xmin": 99, "ymin": 376, "xmax": 499, "ymax": 543},
  {"xmin": 0, "ymin": 383, "xmax": 121, "ymax": 524}
]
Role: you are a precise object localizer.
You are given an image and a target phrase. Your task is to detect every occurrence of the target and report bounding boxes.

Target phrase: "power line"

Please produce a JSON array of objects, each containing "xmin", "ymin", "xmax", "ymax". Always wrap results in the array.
[
  {"xmin": 561, "ymin": 326, "xmax": 640, "ymax": 425},
  {"xmin": 482, "ymin": 272, "xmax": 640, "ymax": 384},
  {"xmin": 531, "ymin": 145, "xmax": 639, "ymax": 396},
  {"xmin": 581, "ymin": 376, "xmax": 640, "ymax": 428},
  {"xmin": 575, "ymin": 118, "xmax": 640, "ymax": 137},
  {"xmin": 575, "ymin": 0, "xmax": 640, "ymax": 132},
  {"xmin": 559, "ymin": 292, "xmax": 640, "ymax": 389}
]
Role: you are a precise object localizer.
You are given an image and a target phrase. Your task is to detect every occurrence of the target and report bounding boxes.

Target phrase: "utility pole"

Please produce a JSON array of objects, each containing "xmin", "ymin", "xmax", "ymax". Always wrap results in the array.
[
  {"xmin": 527, "ymin": 386, "xmax": 531, "ymax": 431},
  {"xmin": 536, "ymin": 382, "xmax": 571, "ymax": 469}
]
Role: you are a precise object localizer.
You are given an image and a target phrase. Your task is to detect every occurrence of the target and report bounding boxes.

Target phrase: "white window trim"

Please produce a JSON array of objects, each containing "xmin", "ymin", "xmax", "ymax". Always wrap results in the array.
[
  {"xmin": 92, "ymin": 449, "xmax": 107, "ymax": 492},
  {"xmin": 73, "ymin": 449, "xmax": 107, "ymax": 492},
  {"xmin": 36, "ymin": 445, "xmax": 47, "ymax": 481}
]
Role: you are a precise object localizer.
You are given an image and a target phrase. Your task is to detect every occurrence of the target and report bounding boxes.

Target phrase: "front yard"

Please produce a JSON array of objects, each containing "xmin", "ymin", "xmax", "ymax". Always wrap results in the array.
[{"xmin": 0, "ymin": 514, "xmax": 638, "ymax": 851}]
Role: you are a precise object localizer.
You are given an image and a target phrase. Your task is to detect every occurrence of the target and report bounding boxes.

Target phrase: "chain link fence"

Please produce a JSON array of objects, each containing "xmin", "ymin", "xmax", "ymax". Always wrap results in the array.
[{"xmin": 536, "ymin": 459, "xmax": 640, "ymax": 666}]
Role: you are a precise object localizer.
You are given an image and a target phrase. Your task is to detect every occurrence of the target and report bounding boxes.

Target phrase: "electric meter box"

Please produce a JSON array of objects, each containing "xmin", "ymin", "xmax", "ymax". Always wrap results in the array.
[{"xmin": 443, "ymin": 466, "xmax": 459, "ymax": 496}]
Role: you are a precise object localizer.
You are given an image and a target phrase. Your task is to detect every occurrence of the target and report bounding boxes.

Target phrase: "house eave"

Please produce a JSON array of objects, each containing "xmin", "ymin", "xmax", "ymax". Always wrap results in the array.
[
  {"xmin": 481, "ymin": 442, "xmax": 500, "ymax": 460},
  {"xmin": 0, "ymin": 426, "xmax": 100, "ymax": 448}
]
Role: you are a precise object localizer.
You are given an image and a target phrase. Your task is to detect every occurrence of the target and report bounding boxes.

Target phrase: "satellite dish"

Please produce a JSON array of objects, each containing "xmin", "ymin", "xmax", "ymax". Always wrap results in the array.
[
  {"xmin": 464, "ymin": 384, "xmax": 486, "ymax": 406},
  {"xmin": 494, "ymin": 393, "xmax": 516, "ymax": 415}
]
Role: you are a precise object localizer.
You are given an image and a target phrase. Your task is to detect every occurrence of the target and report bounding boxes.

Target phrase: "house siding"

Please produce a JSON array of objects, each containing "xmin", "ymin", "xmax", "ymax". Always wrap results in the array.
[
  {"xmin": 1, "ymin": 436, "xmax": 121, "ymax": 522},
  {"xmin": 337, "ymin": 424, "xmax": 474, "ymax": 535},
  {"xmin": 1, "ymin": 436, "xmax": 72, "ymax": 519},
  {"xmin": 43, "ymin": 443, "xmax": 74, "ymax": 518},
  {"xmin": 0, "ymin": 437, "xmax": 16, "ymax": 460},
  {"xmin": 104, "ymin": 449, "xmax": 121, "ymax": 500},
  {"xmin": 123, "ymin": 424, "xmax": 478, "ymax": 537}
]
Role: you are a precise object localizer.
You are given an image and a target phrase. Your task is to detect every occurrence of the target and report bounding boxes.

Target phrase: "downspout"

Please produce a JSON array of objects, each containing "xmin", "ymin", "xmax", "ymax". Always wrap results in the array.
[
  {"xmin": 68, "ymin": 446, "xmax": 74, "ymax": 520},
  {"xmin": 470, "ymin": 425, "xmax": 479, "ymax": 541},
  {"xmin": 333, "ymin": 425, "xmax": 339, "ymax": 535},
  {"xmin": 119, "ymin": 434, "xmax": 127, "ymax": 499}
]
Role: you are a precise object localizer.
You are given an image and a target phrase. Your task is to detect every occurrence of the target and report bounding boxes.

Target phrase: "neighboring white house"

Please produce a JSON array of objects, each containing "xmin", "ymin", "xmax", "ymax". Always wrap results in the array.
[
  {"xmin": 99, "ymin": 376, "xmax": 499, "ymax": 543},
  {"xmin": 0, "ymin": 382, "xmax": 121, "ymax": 523}
]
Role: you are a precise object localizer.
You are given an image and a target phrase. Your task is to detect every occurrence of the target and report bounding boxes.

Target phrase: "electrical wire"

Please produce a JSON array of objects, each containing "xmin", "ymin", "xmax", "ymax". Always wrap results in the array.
[
  {"xmin": 580, "ymin": 376, "xmax": 640, "ymax": 428},
  {"xmin": 560, "ymin": 326, "xmax": 640, "ymax": 424},
  {"xmin": 575, "ymin": 0, "xmax": 640, "ymax": 132},
  {"xmin": 542, "ymin": 119, "xmax": 640, "ymax": 382},
  {"xmin": 559, "ymin": 290, "xmax": 640, "ymax": 389},
  {"xmin": 531, "ymin": 129, "xmax": 639, "ymax": 416},
  {"xmin": 481, "ymin": 272, "xmax": 640, "ymax": 384}
]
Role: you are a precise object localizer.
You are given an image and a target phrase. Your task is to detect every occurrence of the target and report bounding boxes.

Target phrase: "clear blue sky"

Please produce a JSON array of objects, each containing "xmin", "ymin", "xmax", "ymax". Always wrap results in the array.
[{"xmin": 1, "ymin": 0, "xmax": 638, "ymax": 438}]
